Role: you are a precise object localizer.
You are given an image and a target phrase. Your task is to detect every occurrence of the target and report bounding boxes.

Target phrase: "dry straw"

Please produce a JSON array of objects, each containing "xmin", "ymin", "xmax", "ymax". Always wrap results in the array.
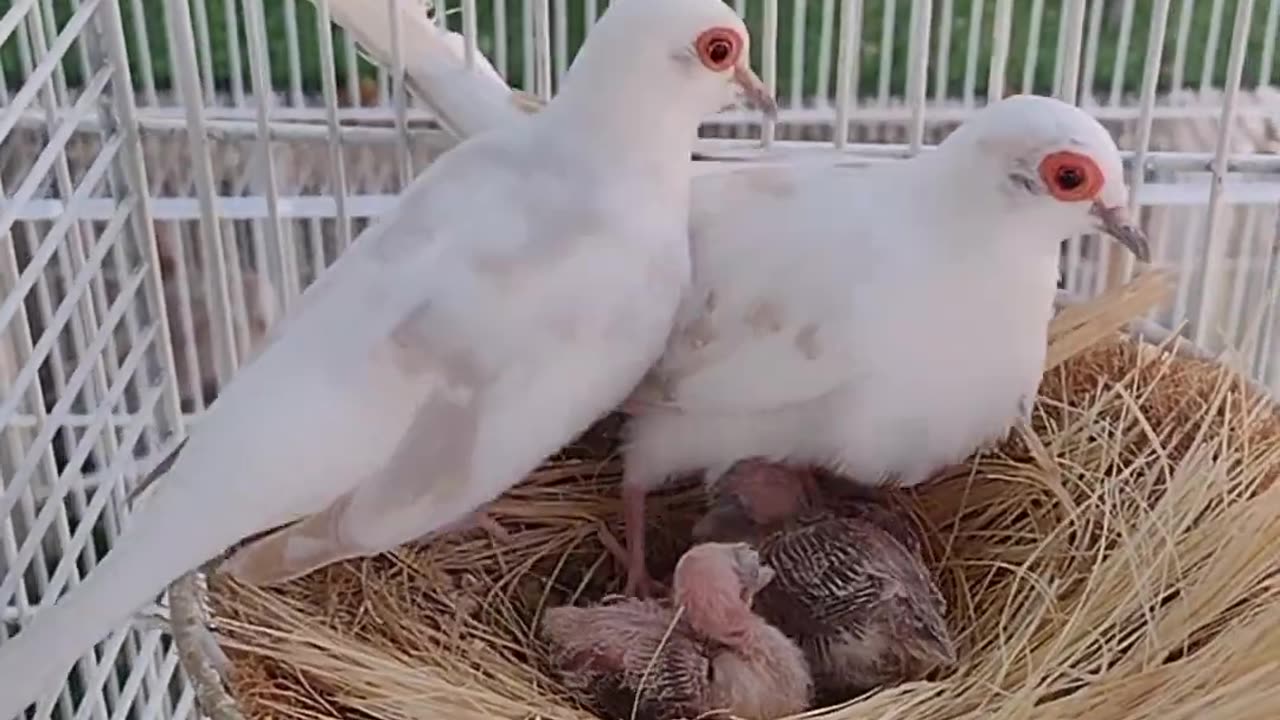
[{"xmin": 175, "ymin": 269, "xmax": 1280, "ymax": 719}]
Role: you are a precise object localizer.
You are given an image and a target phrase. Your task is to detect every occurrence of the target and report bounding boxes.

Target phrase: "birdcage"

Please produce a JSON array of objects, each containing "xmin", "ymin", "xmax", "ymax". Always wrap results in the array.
[{"xmin": 2, "ymin": 0, "xmax": 1279, "ymax": 718}]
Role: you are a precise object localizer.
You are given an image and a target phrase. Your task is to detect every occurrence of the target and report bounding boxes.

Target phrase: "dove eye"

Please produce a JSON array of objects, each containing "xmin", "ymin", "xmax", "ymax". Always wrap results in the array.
[
  {"xmin": 1038, "ymin": 150, "xmax": 1103, "ymax": 202},
  {"xmin": 696, "ymin": 27, "xmax": 741, "ymax": 72}
]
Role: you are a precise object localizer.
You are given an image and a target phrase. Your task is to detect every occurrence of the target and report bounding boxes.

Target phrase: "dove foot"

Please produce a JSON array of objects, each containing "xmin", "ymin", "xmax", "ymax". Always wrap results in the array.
[
  {"xmin": 623, "ymin": 564, "xmax": 667, "ymax": 598},
  {"xmin": 596, "ymin": 526, "xmax": 668, "ymax": 597},
  {"xmin": 595, "ymin": 495, "xmax": 667, "ymax": 599},
  {"xmin": 593, "ymin": 532, "xmax": 665, "ymax": 594}
]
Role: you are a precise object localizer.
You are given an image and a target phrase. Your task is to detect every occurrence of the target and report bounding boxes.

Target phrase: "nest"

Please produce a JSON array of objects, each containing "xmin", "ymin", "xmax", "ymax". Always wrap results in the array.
[{"xmin": 180, "ymin": 274, "xmax": 1280, "ymax": 720}]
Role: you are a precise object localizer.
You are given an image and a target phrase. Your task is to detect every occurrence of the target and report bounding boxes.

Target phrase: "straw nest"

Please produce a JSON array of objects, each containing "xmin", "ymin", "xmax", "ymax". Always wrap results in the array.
[{"xmin": 184, "ymin": 272, "xmax": 1280, "ymax": 720}]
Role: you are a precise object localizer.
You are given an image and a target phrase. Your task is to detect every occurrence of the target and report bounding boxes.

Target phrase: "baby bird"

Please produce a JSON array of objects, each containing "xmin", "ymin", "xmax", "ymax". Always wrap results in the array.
[
  {"xmin": 694, "ymin": 460, "xmax": 957, "ymax": 704},
  {"xmin": 694, "ymin": 459, "xmax": 926, "ymax": 556},
  {"xmin": 540, "ymin": 542, "xmax": 813, "ymax": 720}
]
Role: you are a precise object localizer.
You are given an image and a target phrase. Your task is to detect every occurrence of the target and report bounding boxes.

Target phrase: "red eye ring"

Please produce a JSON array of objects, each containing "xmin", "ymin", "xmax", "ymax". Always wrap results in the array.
[
  {"xmin": 696, "ymin": 27, "xmax": 741, "ymax": 72},
  {"xmin": 1038, "ymin": 150, "xmax": 1103, "ymax": 202}
]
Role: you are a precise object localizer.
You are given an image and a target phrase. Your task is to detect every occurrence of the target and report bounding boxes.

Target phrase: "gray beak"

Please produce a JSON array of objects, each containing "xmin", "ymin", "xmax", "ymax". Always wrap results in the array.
[
  {"xmin": 1091, "ymin": 201, "xmax": 1151, "ymax": 263},
  {"xmin": 732, "ymin": 62, "xmax": 779, "ymax": 120}
]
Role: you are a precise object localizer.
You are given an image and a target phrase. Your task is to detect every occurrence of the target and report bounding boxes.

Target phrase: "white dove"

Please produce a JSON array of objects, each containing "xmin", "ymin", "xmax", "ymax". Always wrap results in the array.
[
  {"xmin": 303, "ymin": 3, "xmax": 1152, "ymax": 597},
  {"xmin": 0, "ymin": 0, "xmax": 775, "ymax": 714},
  {"xmin": 617, "ymin": 95, "xmax": 1151, "ymax": 594}
]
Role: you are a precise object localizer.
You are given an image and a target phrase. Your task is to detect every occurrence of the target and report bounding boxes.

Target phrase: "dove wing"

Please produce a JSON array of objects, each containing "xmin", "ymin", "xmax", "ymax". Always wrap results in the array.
[{"xmin": 207, "ymin": 134, "xmax": 670, "ymax": 584}]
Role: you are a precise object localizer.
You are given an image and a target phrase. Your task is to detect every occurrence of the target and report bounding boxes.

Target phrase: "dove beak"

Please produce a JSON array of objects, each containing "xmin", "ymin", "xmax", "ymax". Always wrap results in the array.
[
  {"xmin": 1091, "ymin": 201, "xmax": 1151, "ymax": 263},
  {"xmin": 732, "ymin": 62, "xmax": 778, "ymax": 120}
]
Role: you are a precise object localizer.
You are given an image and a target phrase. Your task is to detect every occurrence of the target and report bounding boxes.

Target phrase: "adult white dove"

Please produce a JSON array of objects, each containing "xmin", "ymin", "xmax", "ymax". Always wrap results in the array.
[
  {"xmin": 301, "ymin": 6, "xmax": 1152, "ymax": 596},
  {"xmin": 617, "ymin": 95, "xmax": 1151, "ymax": 594},
  {"xmin": 0, "ymin": 0, "xmax": 775, "ymax": 715}
]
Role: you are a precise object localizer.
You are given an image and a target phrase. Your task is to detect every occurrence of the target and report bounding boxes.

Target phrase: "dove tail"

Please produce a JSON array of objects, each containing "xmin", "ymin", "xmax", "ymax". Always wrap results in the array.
[
  {"xmin": 0, "ymin": 467, "xmax": 245, "ymax": 720},
  {"xmin": 323, "ymin": 0, "xmax": 524, "ymax": 138}
]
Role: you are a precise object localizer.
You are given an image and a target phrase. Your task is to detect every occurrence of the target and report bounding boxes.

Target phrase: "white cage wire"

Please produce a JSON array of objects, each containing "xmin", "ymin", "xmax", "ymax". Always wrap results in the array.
[{"xmin": 0, "ymin": 0, "xmax": 1278, "ymax": 718}]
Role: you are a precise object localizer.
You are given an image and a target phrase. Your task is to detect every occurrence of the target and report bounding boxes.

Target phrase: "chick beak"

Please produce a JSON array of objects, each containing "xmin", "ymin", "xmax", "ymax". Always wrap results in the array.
[
  {"xmin": 917, "ymin": 629, "xmax": 959, "ymax": 670},
  {"xmin": 1091, "ymin": 201, "xmax": 1151, "ymax": 263},
  {"xmin": 732, "ymin": 62, "xmax": 778, "ymax": 120}
]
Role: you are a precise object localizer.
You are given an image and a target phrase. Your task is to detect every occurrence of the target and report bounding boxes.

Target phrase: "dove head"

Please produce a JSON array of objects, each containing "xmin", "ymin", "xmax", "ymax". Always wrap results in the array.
[
  {"xmin": 673, "ymin": 542, "xmax": 776, "ymax": 642},
  {"xmin": 935, "ymin": 94, "xmax": 1150, "ymax": 263},
  {"xmin": 544, "ymin": 0, "xmax": 776, "ymax": 148}
]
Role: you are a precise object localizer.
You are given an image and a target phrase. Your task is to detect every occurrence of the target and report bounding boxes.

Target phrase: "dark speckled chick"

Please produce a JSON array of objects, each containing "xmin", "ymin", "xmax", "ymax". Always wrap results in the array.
[
  {"xmin": 540, "ymin": 541, "xmax": 813, "ymax": 720},
  {"xmin": 693, "ymin": 459, "xmax": 956, "ymax": 704}
]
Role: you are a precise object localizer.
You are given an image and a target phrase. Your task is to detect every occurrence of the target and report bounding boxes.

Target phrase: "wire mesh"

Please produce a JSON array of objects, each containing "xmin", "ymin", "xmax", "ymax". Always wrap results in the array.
[{"xmin": 0, "ymin": 1, "xmax": 1278, "ymax": 719}]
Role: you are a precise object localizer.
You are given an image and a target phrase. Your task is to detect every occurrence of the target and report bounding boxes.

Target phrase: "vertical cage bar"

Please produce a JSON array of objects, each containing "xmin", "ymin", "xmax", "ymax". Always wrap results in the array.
[
  {"xmin": 164, "ymin": 0, "xmax": 240, "ymax": 386},
  {"xmin": 815, "ymin": 0, "xmax": 836, "ymax": 102},
  {"xmin": 522, "ymin": 0, "xmax": 534, "ymax": 92},
  {"xmin": 188, "ymin": 0, "xmax": 215, "ymax": 105},
  {"xmin": 1108, "ymin": 0, "xmax": 1137, "ymax": 106},
  {"xmin": 126, "ymin": 0, "xmax": 159, "ymax": 105},
  {"xmin": 1108, "ymin": 0, "xmax": 1172, "ymax": 291},
  {"xmin": 933, "ymin": 0, "xmax": 953, "ymax": 103},
  {"xmin": 552, "ymin": 0, "xmax": 567, "ymax": 86},
  {"xmin": 223, "ymin": 0, "xmax": 247, "ymax": 105},
  {"xmin": 320, "ymin": 0, "xmax": 355, "ymax": 249},
  {"xmin": 905, "ymin": 0, "xmax": 931, "ymax": 153},
  {"xmin": 961, "ymin": 0, "xmax": 983, "ymax": 107},
  {"xmin": 284, "ymin": 0, "xmax": 305, "ymax": 107},
  {"xmin": 1022, "ymin": 0, "xmax": 1046, "ymax": 94},
  {"xmin": 988, "ymin": 0, "xmax": 1013, "ymax": 102},
  {"xmin": 1057, "ymin": 0, "xmax": 1086, "ymax": 104},
  {"xmin": 532, "ymin": 0, "xmax": 552, "ymax": 100},
  {"xmin": 1261, "ymin": 0, "xmax": 1279, "ymax": 87},
  {"xmin": 1171, "ymin": 0, "xmax": 1195, "ymax": 92},
  {"xmin": 876, "ymin": 0, "xmax": 896, "ymax": 106},
  {"xmin": 1081, "ymin": 0, "xmax": 1105, "ymax": 104},
  {"xmin": 494, "ymin": 0, "xmax": 508, "ymax": 78},
  {"xmin": 462, "ymin": 0, "xmax": 479, "ymax": 70},
  {"xmin": 1193, "ymin": 0, "xmax": 1257, "ymax": 348},
  {"xmin": 761, "ymin": 0, "xmax": 778, "ymax": 146},
  {"xmin": 245, "ymin": 0, "xmax": 289, "ymax": 324},
  {"xmin": 833, "ymin": 0, "xmax": 860, "ymax": 148},
  {"xmin": 342, "ymin": 31, "xmax": 360, "ymax": 107},
  {"xmin": 789, "ymin": 0, "xmax": 809, "ymax": 109},
  {"xmin": 1200, "ymin": 0, "xmax": 1228, "ymax": 93},
  {"xmin": 388, "ymin": 0, "xmax": 413, "ymax": 187}
]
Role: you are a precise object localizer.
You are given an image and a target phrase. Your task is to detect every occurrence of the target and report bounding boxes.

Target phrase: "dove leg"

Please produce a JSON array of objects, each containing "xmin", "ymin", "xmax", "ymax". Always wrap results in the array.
[{"xmin": 620, "ymin": 482, "xmax": 664, "ymax": 597}]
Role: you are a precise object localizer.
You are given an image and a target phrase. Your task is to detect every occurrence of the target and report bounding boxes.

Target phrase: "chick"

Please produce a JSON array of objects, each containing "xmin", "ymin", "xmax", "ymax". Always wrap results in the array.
[
  {"xmin": 694, "ymin": 459, "xmax": 956, "ymax": 704},
  {"xmin": 694, "ymin": 459, "xmax": 925, "ymax": 555},
  {"xmin": 540, "ymin": 542, "xmax": 813, "ymax": 720}
]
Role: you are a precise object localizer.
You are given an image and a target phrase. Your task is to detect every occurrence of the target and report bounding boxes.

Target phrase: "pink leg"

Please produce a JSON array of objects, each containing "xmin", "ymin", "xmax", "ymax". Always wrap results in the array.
[{"xmin": 620, "ymin": 483, "xmax": 664, "ymax": 597}]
